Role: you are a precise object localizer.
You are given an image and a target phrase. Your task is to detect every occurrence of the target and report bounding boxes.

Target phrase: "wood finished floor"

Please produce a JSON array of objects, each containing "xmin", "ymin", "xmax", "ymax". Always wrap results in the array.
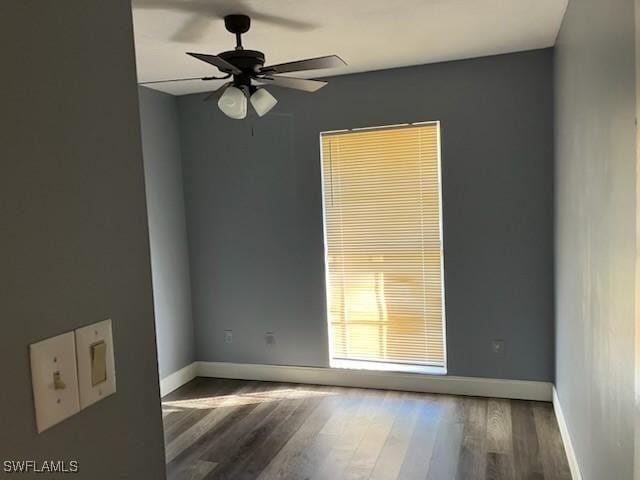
[{"xmin": 162, "ymin": 378, "xmax": 571, "ymax": 480}]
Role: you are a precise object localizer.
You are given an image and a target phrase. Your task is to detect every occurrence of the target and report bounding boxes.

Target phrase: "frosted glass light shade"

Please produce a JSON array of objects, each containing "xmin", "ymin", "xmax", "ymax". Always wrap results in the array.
[
  {"xmin": 250, "ymin": 88, "xmax": 278, "ymax": 117},
  {"xmin": 218, "ymin": 86, "xmax": 247, "ymax": 119}
]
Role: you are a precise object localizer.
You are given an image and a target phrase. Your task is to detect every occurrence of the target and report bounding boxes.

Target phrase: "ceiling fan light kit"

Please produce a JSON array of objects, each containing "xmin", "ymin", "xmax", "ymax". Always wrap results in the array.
[
  {"xmin": 140, "ymin": 14, "xmax": 346, "ymax": 119},
  {"xmin": 217, "ymin": 86, "xmax": 247, "ymax": 119},
  {"xmin": 249, "ymin": 88, "xmax": 278, "ymax": 117}
]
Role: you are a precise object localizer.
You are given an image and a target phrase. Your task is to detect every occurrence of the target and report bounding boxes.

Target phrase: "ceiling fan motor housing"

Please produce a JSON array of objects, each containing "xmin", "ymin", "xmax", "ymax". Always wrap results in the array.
[
  {"xmin": 219, "ymin": 50, "xmax": 265, "ymax": 73},
  {"xmin": 219, "ymin": 50, "xmax": 265, "ymax": 89}
]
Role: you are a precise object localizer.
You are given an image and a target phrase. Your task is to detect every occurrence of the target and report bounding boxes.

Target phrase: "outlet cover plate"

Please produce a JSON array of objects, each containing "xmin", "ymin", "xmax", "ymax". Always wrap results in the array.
[
  {"xmin": 76, "ymin": 319, "xmax": 116, "ymax": 409},
  {"xmin": 30, "ymin": 332, "xmax": 80, "ymax": 433}
]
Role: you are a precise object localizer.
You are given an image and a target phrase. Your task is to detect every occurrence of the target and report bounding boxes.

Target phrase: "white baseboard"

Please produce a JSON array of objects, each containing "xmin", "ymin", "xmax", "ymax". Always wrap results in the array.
[
  {"xmin": 160, "ymin": 362, "xmax": 198, "ymax": 397},
  {"xmin": 552, "ymin": 387, "xmax": 582, "ymax": 480},
  {"xmin": 160, "ymin": 361, "xmax": 552, "ymax": 401},
  {"xmin": 195, "ymin": 361, "xmax": 552, "ymax": 401}
]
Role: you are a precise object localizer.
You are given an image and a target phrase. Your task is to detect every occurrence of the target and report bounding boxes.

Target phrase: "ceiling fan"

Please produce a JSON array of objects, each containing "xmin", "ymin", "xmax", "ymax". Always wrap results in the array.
[{"xmin": 140, "ymin": 14, "xmax": 347, "ymax": 119}]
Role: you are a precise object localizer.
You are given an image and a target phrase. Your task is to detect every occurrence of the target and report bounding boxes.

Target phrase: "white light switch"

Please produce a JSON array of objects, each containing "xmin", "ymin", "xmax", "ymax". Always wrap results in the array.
[
  {"xmin": 30, "ymin": 332, "xmax": 80, "ymax": 433},
  {"xmin": 75, "ymin": 319, "xmax": 116, "ymax": 409},
  {"xmin": 90, "ymin": 341, "xmax": 107, "ymax": 386}
]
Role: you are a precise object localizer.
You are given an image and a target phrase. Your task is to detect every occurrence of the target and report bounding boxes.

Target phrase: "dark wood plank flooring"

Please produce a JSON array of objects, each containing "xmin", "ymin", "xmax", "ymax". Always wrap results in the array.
[{"xmin": 161, "ymin": 378, "xmax": 571, "ymax": 480}]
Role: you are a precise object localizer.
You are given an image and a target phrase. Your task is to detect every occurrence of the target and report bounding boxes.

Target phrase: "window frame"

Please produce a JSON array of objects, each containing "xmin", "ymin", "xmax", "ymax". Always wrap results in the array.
[{"xmin": 319, "ymin": 121, "xmax": 448, "ymax": 375}]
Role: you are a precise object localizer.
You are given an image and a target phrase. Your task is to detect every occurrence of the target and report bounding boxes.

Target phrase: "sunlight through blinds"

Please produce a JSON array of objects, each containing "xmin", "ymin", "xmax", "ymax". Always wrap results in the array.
[{"xmin": 321, "ymin": 123, "xmax": 446, "ymax": 368}]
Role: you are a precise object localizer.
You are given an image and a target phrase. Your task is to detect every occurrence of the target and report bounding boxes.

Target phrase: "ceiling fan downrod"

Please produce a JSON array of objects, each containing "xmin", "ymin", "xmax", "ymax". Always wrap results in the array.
[{"xmin": 224, "ymin": 14, "xmax": 251, "ymax": 50}]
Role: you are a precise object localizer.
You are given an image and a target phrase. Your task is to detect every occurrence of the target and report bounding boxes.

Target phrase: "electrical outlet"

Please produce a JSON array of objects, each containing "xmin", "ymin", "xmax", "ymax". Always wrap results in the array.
[
  {"xmin": 224, "ymin": 330, "xmax": 233, "ymax": 344},
  {"xmin": 492, "ymin": 339, "xmax": 505, "ymax": 355},
  {"xmin": 265, "ymin": 332, "xmax": 275, "ymax": 346}
]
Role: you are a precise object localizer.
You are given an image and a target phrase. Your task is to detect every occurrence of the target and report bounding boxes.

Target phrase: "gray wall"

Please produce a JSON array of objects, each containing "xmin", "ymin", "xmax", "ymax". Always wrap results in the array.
[
  {"xmin": 554, "ymin": 0, "xmax": 637, "ymax": 478},
  {"xmin": 178, "ymin": 49, "xmax": 555, "ymax": 381},
  {"xmin": 139, "ymin": 87, "xmax": 195, "ymax": 379},
  {"xmin": 0, "ymin": 2, "xmax": 166, "ymax": 478}
]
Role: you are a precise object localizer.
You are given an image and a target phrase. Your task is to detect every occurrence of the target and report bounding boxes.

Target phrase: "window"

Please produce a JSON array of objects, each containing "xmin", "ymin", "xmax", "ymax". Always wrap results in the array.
[{"xmin": 320, "ymin": 122, "xmax": 446, "ymax": 374}]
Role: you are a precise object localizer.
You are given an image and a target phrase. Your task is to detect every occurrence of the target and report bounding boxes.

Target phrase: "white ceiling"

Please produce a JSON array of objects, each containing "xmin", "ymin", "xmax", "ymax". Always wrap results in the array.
[{"xmin": 132, "ymin": 0, "xmax": 567, "ymax": 96}]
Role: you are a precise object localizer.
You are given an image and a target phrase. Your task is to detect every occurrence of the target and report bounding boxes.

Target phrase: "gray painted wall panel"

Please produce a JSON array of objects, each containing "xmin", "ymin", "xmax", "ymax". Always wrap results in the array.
[
  {"xmin": 0, "ymin": 2, "xmax": 166, "ymax": 478},
  {"xmin": 139, "ymin": 87, "xmax": 196, "ymax": 379},
  {"xmin": 554, "ymin": 0, "xmax": 636, "ymax": 478},
  {"xmin": 179, "ymin": 49, "xmax": 555, "ymax": 381}
]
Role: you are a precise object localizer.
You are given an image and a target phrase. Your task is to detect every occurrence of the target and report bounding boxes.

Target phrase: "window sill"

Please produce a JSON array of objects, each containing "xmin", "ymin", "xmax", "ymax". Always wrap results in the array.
[{"xmin": 330, "ymin": 359, "xmax": 447, "ymax": 376}]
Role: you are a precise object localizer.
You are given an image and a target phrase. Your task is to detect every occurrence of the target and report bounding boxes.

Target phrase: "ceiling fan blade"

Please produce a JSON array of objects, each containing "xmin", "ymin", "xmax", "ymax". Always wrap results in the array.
[
  {"xmin": 186, "ymin": 52, "xmax": 241, "ymax": 75},
  {"xmin": 248, "ymin": 11, "xmax": 317, "ymax": 31},
  {"xmin": 258, "ymin": 76, "xmax": 327, "ymax": 93},
  {"xmin": 203, "ymin": 82, "xmax": 232, "ymax": 102},
  {"xmin": 260, "ymin": 55, "xmax": 346, "ymax": 75},
  {"xmin": 139, "ymin": 76, "xmax": 207, "ymax": 85}
]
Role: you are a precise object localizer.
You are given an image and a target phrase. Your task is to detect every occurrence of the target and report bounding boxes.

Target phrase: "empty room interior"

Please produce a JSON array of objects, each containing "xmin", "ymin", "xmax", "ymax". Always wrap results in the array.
[{"xmin": 2, "ymin": 0, "xmax": 639, "ymax": 479}]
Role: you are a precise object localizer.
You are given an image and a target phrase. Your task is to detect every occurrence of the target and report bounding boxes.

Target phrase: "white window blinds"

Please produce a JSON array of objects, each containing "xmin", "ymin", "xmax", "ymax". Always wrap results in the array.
[{"xmin": 321, "ymin": 123, "xmax": 446, "ymax": 368}]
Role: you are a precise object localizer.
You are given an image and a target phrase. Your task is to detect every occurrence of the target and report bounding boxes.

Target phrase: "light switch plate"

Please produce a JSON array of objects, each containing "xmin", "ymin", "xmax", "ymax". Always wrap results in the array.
[
  {"xmin": 30, "ymin": 332, "xmax": 80, "ymax": 433},
  {"xmin": 75, "ymin": 319, "xmax": 116, "ymax": 409}
]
